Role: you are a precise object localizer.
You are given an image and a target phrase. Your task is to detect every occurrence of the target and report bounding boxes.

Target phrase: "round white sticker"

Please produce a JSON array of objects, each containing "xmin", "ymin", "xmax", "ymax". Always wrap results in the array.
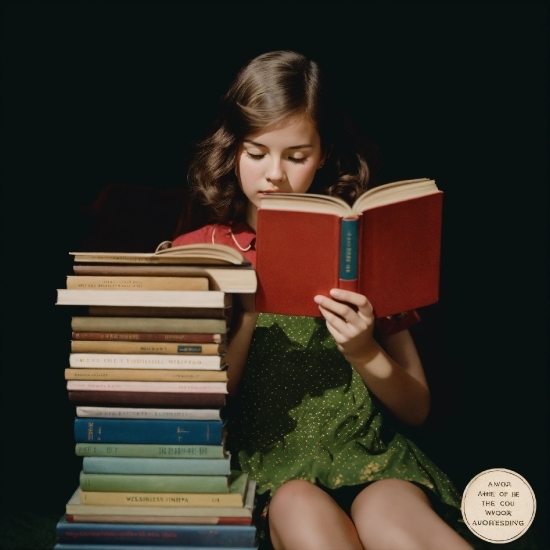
[{"xmin": 461, "ymin": 468, "xmax": 536, "ymax": 544}]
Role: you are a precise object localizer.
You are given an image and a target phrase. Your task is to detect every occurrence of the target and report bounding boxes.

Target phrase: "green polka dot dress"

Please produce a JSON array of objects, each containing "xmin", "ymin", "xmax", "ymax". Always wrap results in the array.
[{"xmin": 226, "ymin": 315, "xmax": 538, "ymax": 549}]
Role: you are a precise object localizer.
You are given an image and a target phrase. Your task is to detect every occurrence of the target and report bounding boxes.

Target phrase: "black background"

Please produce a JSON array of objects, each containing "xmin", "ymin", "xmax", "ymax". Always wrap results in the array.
[{"xmin": 2, "ymin": 2, "xmax": 548, "ymax": 547}]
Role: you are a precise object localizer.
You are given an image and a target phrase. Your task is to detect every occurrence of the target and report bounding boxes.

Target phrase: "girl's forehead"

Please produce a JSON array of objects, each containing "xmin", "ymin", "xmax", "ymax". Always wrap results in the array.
[{"xmin": 245, "ymin": 115, "xmax": 320, "ymax": 145}]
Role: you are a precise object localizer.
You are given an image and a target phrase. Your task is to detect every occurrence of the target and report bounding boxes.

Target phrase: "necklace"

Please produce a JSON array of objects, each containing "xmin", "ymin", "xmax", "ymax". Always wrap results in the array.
[{"xmin": 211, "ymin": 225, "xmax": 252, "ymax": 252}]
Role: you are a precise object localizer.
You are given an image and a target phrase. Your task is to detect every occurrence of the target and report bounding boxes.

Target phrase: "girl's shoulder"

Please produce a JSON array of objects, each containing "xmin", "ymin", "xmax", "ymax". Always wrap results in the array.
[{"xmin": 172, "ymin": 224, "xmax": 218, "ymax": 246}]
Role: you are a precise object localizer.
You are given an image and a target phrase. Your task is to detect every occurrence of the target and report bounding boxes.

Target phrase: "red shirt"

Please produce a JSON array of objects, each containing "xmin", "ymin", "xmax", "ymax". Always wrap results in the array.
[{"xmin": 172, "ymin": 222, "xmax": 419, "ymax": 337}]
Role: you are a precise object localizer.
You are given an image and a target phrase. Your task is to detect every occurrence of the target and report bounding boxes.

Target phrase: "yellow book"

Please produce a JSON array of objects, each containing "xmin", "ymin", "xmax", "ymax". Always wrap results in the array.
[
  {"xmin": 65, "ymin": 368, "xmax": 228, "ymax": 382},
  {"xmin": 79, "ymin": 471, "xmax": 248, "ymax": 508}
]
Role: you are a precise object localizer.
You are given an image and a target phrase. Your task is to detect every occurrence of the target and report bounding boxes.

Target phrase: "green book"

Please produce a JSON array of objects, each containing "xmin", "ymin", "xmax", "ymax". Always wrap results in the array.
[
  {"xmin": 79, "ymin": 471, "xmax": 249, "ymax": 507},
  {"xmin": 82, "ymin": 456, "xmax": 231, "ymax": 475},
  {"xmin": 79, "ymin": 471, "xmax": 231, "ymax": 493},
  {"xmin": 75, "ymin": 443, "xmax": 227, "ymax": 459}
]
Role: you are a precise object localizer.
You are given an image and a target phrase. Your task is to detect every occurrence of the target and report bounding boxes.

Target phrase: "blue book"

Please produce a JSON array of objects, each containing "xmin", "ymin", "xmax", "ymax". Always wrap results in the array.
[
  {"xmin": 55, "ymin": 515, "xmax": 257, "ymax": 547},
  {"xmin": 74, "ymin": 418, "xmax": 224, "ymax": 445},
  {"xmin": 82, "ymin": 456, "xmax": 231, "ymax": 475}
]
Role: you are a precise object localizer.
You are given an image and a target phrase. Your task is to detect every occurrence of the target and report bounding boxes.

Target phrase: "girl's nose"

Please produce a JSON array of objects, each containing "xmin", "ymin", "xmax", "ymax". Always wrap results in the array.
[{"xmin": 266, "ymin": 158, "xmax": 285, "ymax": 183}]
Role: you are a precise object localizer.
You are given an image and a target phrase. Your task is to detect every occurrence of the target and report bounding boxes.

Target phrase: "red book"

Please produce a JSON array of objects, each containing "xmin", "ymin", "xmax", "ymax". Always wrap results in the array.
[
  {"xmin": 255, "ymin": 178, "xmax": 443, "ymax": 318},
  {"xmin": 68, "ymin": 391, "xmax": 225, "ymax": 407}
]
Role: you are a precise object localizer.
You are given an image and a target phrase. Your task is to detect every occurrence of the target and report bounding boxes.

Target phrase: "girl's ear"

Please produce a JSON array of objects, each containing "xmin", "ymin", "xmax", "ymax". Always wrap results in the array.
[{"xmin": 318, "ymin": 145, "xmax": 332, "ymax": 169}]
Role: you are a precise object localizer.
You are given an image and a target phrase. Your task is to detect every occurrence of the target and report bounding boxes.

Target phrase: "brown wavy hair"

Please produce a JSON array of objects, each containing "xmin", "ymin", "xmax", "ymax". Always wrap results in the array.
[{"xmin": 187, "ymin": 50, "xmax": 380, "ymax": 224}]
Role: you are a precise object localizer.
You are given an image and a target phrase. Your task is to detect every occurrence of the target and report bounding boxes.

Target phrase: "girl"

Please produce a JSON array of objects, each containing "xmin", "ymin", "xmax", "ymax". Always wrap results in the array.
[{"xmin": 173, "ymin": 50, "xmax": 475, "ymax": 550}]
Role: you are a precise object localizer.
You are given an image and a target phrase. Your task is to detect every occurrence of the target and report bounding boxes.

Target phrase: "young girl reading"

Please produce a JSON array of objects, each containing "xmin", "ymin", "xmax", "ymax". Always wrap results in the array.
[{"xmin": 173, "ymin": 50, "xmax": 475, "ymax": 550}]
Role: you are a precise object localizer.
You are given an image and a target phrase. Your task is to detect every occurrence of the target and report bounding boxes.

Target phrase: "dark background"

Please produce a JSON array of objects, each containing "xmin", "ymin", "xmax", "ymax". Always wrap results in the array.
[{"xmin": 2, "ymin": 1, "xmax": 548, "ymax": 548}]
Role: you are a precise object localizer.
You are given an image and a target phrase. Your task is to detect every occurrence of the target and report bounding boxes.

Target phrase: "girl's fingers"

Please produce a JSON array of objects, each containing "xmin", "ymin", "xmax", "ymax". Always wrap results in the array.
[{"xmin": 314, "ymin": 289, "xmax": 373, "ymax": 323}]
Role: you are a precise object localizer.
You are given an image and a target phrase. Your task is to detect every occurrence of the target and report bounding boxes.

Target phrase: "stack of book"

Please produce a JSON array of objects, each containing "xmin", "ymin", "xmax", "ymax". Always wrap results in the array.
[{"xmin": 54, "ymin": 243, "xmax": 259, "ymax": 549}]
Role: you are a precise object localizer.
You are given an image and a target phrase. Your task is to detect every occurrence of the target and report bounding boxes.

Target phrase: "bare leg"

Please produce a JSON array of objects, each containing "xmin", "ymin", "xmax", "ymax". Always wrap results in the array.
[
  {"xmin": 351, "ymin": 479, "xmax": 473, "ymax": 550},
  {"xmin": 268, "ymin": 479, "xmax": 364, "ymax": 550}
]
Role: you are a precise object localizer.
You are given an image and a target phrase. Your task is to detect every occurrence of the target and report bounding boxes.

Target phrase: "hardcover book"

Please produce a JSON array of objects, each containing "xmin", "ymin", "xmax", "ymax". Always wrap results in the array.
[
  {"xmin": 55, "ymin": 514, "xmax": 257, "ymax": 546},
  {"xmin": 65, "ymin": 479, "xmax": 256, "ymax": 517},
  {"xmin": 73, "ymin": 263, "xmax": 258, "ymax": 293},
  {"xmin": 82, "ymin": 456, "xmax": 231, "ymax": 475},
  {"xmin": 71, "ymin": 316, "xmax": 228, "ymax": 334},
  {"xmin": 75, "ymin": 407, "xmax": 223, "ymax": 420},
  {"xmin": 66, "ymin": 275, "xmax": 210, "ymax": 290},
  {"xmin": 68, "ymin": 391, "xmax": 226, "ymax": 407},
  {"xmin": 56, "ymin": 289, "xmax": 232, "ymax": 309},
  {"xmin": 69, "ymin": 353, "xmax": 227, "ymax": 370},
  {"xmin": 79, "ymin": 471, "xmax": 232, "ymax": 493},
  {"xmin": 66, "ymin": 380, "xmax": 227, "ymax": 393},
  {"xmin": 73, "ymin": 418, "xmax": 224, "ymax": 444},
  {"xmin": 255, "ymin": 178, "xmax": 443, "ymax": 318},
  {"xmin": 78, "ymin": 470, "xmax": 249, "ymax": 507},
  {"xmin": 69, "ymin": 340, "xmax": 226, "ymax": 355},
  {"xmin": 66, "ymin": 369, "xmax": 228, "ymax": 382},
  {"xmin": 71, "ymin": 242, "xmax": 250, "ymax": 265},
  {"xmin": 75, "ymin": 443, "xmax": 227, "ymax": 458},
  {"xmin": 71, "ymin": 332, "xmax": 225, "ymax": 343}
]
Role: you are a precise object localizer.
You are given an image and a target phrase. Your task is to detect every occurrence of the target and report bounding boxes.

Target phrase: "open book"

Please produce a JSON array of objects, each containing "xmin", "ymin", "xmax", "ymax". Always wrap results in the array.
[
  {"xmin": 255, "ymin": 178, "xmax": 443, "ymax": 318},
  {"xmin": 71, "ymin": 242, "xmax": 250, "ymax": 266},
  {"xmin": 70, "ymin": 243, "xmax": 257, "ymax": 293}
]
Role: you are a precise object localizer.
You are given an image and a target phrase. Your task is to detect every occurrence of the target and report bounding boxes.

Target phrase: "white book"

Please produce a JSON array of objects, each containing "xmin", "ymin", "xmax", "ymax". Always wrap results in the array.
[
  {"xmin": 76, "ymin": 406, "xmax": 222, "ymax": 420},
  {"xmin": 69, "ymin": 353, "xmax": 226, "ymax": 370},
  {"xmin": 67, "ymin": 380, "xmax": 227, "ymax": 393},
  {"xmin": 56, "ymin": 289, "xmax": 231, "ymax": 308}
]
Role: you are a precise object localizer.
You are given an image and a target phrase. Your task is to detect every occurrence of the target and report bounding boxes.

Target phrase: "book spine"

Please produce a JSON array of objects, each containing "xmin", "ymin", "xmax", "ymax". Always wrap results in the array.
[
  {"xmin": 338, "ymin": 217, "xmax": 359, "ymax": 291},
  {"xmin": 78, "ymin": 490, "xmax": 244, "ymax": 507},
  {"xmin": 71, "ymin": 317, "xmax": 228, "ymax": 334},
  {"xmin": 66, "ymin": 275, "xmax": 210, "ymax": 290},
  {"xmin": 82, "ymin": 456, "xmax": 231, "ymax": 475},
  {"xmin": 69, "ymin": 353, "xmax": 224, "ymax": 370},
  {"xmin": 71, "ymin": 332, "xmax": 224, "ymax": 343},
  {"xmin": 66, "ymin": 369, "xmax": 228, "ymax": 382},
  {"xmin": 75, "ymin": 443, "xmax": 226, "ymax": 458},
  {"xmin": 70, "ymin": 340, "xmax": 225, "ymax": 355},
  {"xmin": 56, "ymin": 289, "xmax": 227, "ymax": 308},
  {"xmin": 68, "ymin": 391, "xmax": 226, "ymax": 408},
  {"xmin": 79, "ymin": 472, "xmax": 230, "ymax": 493},
  {"xmin": 73, "ymin": 418, "xmax": 224, "ymax": 444},
  {"xmin": 66, "ymin": 380, "xmax": 227, "ymax": 393},
  {"xmin": 64, "ymin": 514, "xmax": 252, "ymax": 524},
  {"xmin": 87, "ymin": 305, "xmax": 231, "ymax": 319},
  {"xmin": 75, "ymin": 407, "xmax": 222, "ymax": 420}
]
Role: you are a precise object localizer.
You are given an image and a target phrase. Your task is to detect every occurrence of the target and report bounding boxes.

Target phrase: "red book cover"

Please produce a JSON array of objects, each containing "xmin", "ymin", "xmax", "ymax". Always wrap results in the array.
[{"xmin": 255, "ymin": 179, "xmax": 443, "ymax": 318}]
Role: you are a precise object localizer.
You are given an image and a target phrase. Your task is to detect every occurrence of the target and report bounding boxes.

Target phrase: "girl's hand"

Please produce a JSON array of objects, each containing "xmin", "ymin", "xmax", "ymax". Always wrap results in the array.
[{"xmin": 314, "ymin": 288, "xmax": 378, "ymax": 362}]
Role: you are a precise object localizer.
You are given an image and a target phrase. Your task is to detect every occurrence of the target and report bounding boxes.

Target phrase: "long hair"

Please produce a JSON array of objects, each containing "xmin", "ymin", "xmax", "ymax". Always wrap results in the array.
[{"xmin": 187, "ymin": 50, "xmax": 379, "ymax": 224}]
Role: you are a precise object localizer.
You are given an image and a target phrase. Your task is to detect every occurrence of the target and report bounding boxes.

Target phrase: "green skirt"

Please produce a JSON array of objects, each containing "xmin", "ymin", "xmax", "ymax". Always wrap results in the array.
[{"xmin": 226, "ymin": 314, "xmax": 537, "ymax": 549}]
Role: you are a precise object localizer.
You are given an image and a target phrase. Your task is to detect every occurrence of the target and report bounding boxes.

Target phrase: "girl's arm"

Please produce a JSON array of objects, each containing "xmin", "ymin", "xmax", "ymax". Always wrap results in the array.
[
  {"xmin": 314, "ymin": 289, "xmax": 430, "ymax": 426},
  {"xmin": 224, "ymin": 294, "xmax": 258, "ymax": 396}
]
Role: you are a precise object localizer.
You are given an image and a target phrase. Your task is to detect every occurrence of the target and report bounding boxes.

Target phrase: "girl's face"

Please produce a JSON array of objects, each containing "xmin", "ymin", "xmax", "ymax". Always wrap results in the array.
[{"xmin": 236, "ymin": 115, "xmax": 324, "ymax": 229}]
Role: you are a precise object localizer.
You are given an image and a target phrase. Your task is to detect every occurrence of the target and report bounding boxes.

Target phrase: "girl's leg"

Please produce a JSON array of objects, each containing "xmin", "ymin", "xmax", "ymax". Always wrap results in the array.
[
  {"xmin": 268, "ymin": 479, "xmax": 363, "ymax": 550},
  {"xmin": 350, "ymin": 479, "xmax": 473, "ymax": 550}
]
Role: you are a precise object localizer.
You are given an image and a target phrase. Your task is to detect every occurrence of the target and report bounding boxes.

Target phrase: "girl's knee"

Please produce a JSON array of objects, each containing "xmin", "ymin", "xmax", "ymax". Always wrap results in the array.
[
  {"xmin": 351, "ymin": 478, "xmax": 430, "ymax": 517},
  {"xmin": 270, "ymin": 479, "xmax": 317, "ymax": 512}
]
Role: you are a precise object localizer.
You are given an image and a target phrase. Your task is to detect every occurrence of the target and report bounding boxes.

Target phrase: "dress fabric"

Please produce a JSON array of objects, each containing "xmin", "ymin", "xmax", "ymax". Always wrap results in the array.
[{"xmin": 174, "ymin": 223, "xmax": 537, "ymax": 550}]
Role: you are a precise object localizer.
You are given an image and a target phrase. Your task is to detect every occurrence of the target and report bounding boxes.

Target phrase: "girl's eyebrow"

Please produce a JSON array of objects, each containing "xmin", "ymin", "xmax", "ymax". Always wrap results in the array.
[{"xmin": 243, "ymin": 140, "xmax": 314, "ymax": 150}]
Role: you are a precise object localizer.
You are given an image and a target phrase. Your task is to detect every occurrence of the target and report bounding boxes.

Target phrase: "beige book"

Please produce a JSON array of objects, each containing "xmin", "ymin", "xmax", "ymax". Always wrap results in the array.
[
  {"xmin": 65, "ymin": 368, "xmax": 228, "ymax": 382},
  {"xmin": 70, "ymin": 340, "xmax": 226, "ymax": 355},
  {"xmin": 66, "ymin": 275, "xmax": 210, "ymax": 290}
]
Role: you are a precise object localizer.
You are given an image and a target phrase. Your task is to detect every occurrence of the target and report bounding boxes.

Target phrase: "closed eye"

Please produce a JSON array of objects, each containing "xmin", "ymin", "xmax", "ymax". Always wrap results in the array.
[{"xmin": 245, "ymin": 152, "xmax": 264, "ymax": 161}]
